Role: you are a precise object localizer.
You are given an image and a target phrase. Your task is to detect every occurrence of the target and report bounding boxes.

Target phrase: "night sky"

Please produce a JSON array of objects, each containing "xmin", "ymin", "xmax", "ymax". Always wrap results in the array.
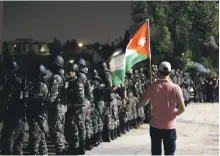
[{"xmin": 2, "ymin": 1, "xmax": 132, "ymax": 44}]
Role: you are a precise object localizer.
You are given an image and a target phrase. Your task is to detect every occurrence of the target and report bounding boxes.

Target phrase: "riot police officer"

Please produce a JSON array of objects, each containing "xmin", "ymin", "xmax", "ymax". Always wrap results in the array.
[
  {"xmin": 127, "ymin": 72, "xmax": 138, "ymax": 128},
  {"xmin": 134, "ymin": 69, "xmax": 145, "ymax": 126},
  {"xmin": 64, "ymin": 62, "xmax": 83, "ymax": 155},
  {"xmin": 0, "ymin": 61, "xmax": 26, "ymax": 155},
  {"xmin": 100, "ymin": 62, "xmax": 113, "ymax": 142},
  {"xmin": 77, "ymin": 58, "xmax": 94, "ymax": 152},
  {"xmin": 47, "ymin": 55, "xmax": 67, "ymax": 155},
  {"xmin": 91, "ymin": 69, "xmax": 105, "ymax": 146},
  {"xmin": 139, "ymin": 68, "xmax": 146, "ymax": 92},
  {"xmin": 27, "ymin": 64, "xmax": 49, "ymax": 155}
]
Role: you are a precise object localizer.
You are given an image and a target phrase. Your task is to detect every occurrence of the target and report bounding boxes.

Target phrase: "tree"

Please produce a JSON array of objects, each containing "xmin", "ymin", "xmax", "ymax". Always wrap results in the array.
[
  {"xmin": 152, "ymin": 26, "xmax": 173, "ymax": 54},
  {"xmin": 49, "ymin": 38, "xmax": 62, "ymax": 55},
  {"xmin": 69, "ymin": 39, "xmax": 78, "ymax": 50},
  {"xmin": 130, "ymin": 1, "xmax": 219, "ymax": 70},
  {"xmin": 180, "ymin": 49, "xmax": 193, "ymax": 66}
]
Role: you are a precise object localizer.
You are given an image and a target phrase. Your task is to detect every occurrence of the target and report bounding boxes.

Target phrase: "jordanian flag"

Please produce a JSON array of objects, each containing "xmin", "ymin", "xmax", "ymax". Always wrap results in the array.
[
  {"xmin": 109, "ymin": 19, "xmax": 151, "ymax": 86},
  {"xmin": 125, "ymin": 19, "xmax": 151, "ymax": 73}
]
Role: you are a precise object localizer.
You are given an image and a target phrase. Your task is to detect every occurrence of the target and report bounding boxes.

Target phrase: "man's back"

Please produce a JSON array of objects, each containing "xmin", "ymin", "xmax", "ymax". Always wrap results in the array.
[
  {"xmin": 137, "ymin": 61, "xmax": 185, "ymax": 156},
  {"xmin": 147, "ymin": 79, "xmax": 183, "ymax": 129}
]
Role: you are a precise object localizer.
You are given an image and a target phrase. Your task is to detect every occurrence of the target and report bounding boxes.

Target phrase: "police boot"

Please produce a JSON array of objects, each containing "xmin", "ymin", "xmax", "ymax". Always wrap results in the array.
[
  {"xmin": 126, "ymin": 122, "xmax": 130, "ymax": 131},
  {"xmin": 110, "ymin": 130, "xmax": 115, "ymax": 140},
  {"xmin": 103, "ymin": 129, "xmax": 111, "ymax": 142},
  {"xmin": 67, "ymin": 147, "xmax": 78, "ymax": 155},
  {"xmin": 93, "ymin": 134, "xmax": 100, "ymax": 147},
  {"xmin": 78, "ymin": 140, "xmax": 86, "ymax": 155},
  {"xmin": 128, "ymin": 120, "xmax": 133, "ymax": 129},
  {"xmin": 113, "ymin": 129, "xmax": 116, "ymax": 140},
  {"xmin": 121, "ymin": 123, "xmax": 126, "ymax": 134},
  {"xmin": 114, "ymin": 128, "xmax": 118, "ymax": 139},
  {"xmin": 56, "ymin": 149, "xmax": 66, "ymax": 155},
  {"xmin": 133, "ymin": 119, "xmax": 138, "ymax": 128},
  {"xmin": 137, "ymin": 118, "xmax": 141, "ymax": 126},
  {"xmin": 85, "ymin": 138, "xmax": 93, "ymax": 150},
  {"xmin": 117, "ymin": 127, "xmax": 121, "ymax": 137},
  {"xmin": 98, "ymin": 131, "xmax": 103, "ymax": 143}
]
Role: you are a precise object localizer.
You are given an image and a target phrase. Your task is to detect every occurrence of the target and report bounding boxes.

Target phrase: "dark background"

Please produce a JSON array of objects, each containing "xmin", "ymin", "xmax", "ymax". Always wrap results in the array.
[{"xmin": 3, "ymin": 1, "xmax": 132, "ymax": 44}]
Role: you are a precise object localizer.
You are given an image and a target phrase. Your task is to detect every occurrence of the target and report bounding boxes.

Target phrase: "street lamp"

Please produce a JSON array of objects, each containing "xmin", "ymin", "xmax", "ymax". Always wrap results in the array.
[{"xmin": 78, "ymin": 42, "xmax": 83, "ymax": 48}]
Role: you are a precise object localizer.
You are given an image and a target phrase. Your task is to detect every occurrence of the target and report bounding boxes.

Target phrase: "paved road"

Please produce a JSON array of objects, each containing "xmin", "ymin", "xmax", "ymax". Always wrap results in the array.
[
  {"xmin": 1, "ymin": 103, "xmax": 219, "ymax": 155},
  {"xmin": 85, "ymin": 103, "xmax": 219, "ymax": 155}
]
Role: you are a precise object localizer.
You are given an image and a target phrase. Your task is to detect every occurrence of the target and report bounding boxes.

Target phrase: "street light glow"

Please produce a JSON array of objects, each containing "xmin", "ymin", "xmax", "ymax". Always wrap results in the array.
[{"xmin": 78, "ymin": 42, "xmax": 83, "ymax": 47}]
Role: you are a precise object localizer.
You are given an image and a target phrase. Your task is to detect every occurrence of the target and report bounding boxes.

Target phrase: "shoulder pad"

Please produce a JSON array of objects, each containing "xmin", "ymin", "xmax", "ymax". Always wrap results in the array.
[
  {"xmin": 50, "ymin": 74, "xmax": 63, "ymax": 85},
  {"xmin": 39, "ymin": 81, "xmax": 49, "ymax": 89},
  {"xmin": 77, "ymin": 82, "xmax": 84, "ymax": 91},
  {"xmin": 78, "ymin": 73, "xmax": 87, "ymax": 79},
  {"xmin": 78, "ymin": 73, "xmax": 87, "ymax": 83}
]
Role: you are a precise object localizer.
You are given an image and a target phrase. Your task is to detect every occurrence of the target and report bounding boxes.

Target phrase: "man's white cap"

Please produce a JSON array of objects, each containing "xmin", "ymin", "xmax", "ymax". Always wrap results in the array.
[{"xmin": 159, "ymin": 61, "xmax": 171, "ymax": 72}]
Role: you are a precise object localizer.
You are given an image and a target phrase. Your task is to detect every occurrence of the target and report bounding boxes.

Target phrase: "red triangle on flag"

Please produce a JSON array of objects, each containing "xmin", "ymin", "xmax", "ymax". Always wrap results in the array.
[{"xmin": 127, "ymin": 21, "xmax": 150, "ymax": 57}]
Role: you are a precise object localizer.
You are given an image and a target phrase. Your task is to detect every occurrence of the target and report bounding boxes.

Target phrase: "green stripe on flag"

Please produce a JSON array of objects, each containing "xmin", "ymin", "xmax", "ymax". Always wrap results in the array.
[
  {"xmin": 125, "ymin": 52, "xmax": 147, "ymax": 73},
  {"xmin": 111, "ymin": 69, "xmax": 125, "ymax": 86}
]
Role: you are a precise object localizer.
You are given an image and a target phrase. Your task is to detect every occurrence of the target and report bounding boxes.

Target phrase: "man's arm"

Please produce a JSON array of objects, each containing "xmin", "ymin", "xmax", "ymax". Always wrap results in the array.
[
  {"xmin": 48, "ymin": 75, "xmax": 63, "ymax": 103},
  {"xmin": 175, "ymin": 85, "xmax": 186, "ymax": 116},
  {"xmin": 77, "ymin": 74, "xmax": 86, "ymax": 104},
  {"xmin": 136, "ymin": 84, "xmax": 151, "ymax": 108}
]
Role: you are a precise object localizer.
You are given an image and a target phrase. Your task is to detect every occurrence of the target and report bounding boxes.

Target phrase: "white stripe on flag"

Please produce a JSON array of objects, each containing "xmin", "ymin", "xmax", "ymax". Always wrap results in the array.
[
  {"xmin": 125, "ymin": 49, "xmax": 137, "ymax": 57},
  {"xmin": 109, "ymin": 53, "xmax": 126, "ymax": 72}
]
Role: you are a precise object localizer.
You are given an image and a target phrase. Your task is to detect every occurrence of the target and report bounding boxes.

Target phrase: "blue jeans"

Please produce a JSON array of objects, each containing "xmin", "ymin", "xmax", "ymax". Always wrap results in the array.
[{"xmin": 150, "ymin": 126, "xmax": 176, "ymax": 155}]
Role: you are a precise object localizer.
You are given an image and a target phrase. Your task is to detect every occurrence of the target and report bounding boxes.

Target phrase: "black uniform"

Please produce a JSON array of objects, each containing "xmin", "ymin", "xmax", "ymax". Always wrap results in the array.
[
  {"xmin": 91, "ymin": 70, "xmax": 105, "ymax": 145},
  {"xmin": 100, "ymin": 62, "xmax": 113, "ymax": 142},
  {"xmin": 47, "ymin": 55, "xmax": 67, "ymax": 155},
  {"xmin": 77, "ymin": 58, "xmax": 94, "ymax": 152},
  {"xmin": 27, "ymin": 64, "xmax": 49, "ymax": 155},
  {"xmin": 0, "ymin": 61, "xmax": 26, "ymax": 155}
]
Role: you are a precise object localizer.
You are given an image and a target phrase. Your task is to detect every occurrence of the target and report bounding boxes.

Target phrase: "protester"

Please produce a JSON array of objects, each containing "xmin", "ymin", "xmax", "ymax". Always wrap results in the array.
[{"xmin": 137, "ymin": 61, "xmax": 186, "ymax": 155}]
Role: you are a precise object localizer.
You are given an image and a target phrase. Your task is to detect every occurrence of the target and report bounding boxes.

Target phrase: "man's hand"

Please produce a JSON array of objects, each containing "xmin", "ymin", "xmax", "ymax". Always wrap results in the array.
[{"xmin": 137, "ymin": 99, "xmax": 149, "ymax": 109}]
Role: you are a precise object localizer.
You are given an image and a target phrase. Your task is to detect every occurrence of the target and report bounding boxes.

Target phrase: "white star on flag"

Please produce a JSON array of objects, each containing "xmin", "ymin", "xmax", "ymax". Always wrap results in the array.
[{"xmin": 138, "ymin": 37, "xmax": 146, "ymax": 47}]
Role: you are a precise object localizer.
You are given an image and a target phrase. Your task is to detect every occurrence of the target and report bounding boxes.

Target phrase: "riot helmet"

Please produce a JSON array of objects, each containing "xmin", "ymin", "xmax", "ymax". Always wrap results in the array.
[
  {"xmin": 67, "ymin": 63, "xmax": 78, "ymax": 78},
  {"xmin": 7, "ymin": 61, "xmax": 19, "ymax": 82},
  {"xmin": 10, "ymin": 61, "xmax": 18, "ymax": 72},
  {"xmin": 39, "ymin": 64, "xmax": 47, "ymax": 76},
  {"xmin": 78, "ymin": 58, "xmax": 87, "ymax": 67},
  {"xmin": 67, "ymin": 61, "xmax": 79, "ymax": 72},
  {"xmin": 77, "ymin": 58, "xmax": 88, "ymax": 74},
  {"xmin": 53, "ymin": 55, "xmax": 64, "ymax": 68}
]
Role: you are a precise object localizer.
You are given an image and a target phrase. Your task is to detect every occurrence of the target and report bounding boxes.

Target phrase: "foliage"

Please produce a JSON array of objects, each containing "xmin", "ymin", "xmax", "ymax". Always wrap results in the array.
[
  {"xmin": 180, "ymin": 49, "xmax": 193, "ymax": 66},
  {"xmin": 200, "ymin": 56, "xmax": 214, "ymax": 71},
  {"xmin": 48, "ymin": 38, "xmax": 62, "ymax": 56},
  {"xmin": 154, "ymin": 26, "xmax": 173, "ymax": 54},
  {"xmin": 130, "ymin": 1, "xmax": 219, "ymax": 71}
]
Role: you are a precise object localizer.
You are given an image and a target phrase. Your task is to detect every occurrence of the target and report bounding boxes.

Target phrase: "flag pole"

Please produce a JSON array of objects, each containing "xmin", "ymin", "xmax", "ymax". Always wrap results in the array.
[
  {"xmin": 149, "ymin": 56, "xmax": 152, "ymax": 83},
  {"xmin": 147, "ymin": 19, "xmax": 152, "ymax": 83}
]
